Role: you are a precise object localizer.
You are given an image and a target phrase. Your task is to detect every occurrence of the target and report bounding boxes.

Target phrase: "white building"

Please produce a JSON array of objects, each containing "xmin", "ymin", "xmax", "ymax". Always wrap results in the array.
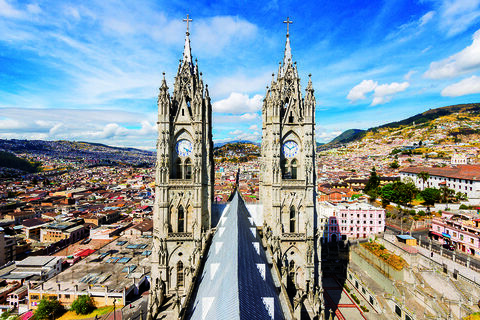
[
  {"xmin": 317, "ymin": 202, "xmax": 385, "ymax": 241},
  {"xmin": 451, "ymin": 154, "xmax": 468, "ymax": 165},
  {"xmin": 400, "ymin": 165, "xmax": 480, "ymax": 203}
]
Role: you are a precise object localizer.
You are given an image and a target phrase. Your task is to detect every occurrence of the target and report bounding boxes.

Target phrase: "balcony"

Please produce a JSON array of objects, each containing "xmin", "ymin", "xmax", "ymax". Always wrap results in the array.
[
  {"xmin": 282, "ymin": 233, "xmax": 305, "ymax": 241},
  {"xmin": 168, "ymin": 232, "xmax": 193, "ymax": 240}
]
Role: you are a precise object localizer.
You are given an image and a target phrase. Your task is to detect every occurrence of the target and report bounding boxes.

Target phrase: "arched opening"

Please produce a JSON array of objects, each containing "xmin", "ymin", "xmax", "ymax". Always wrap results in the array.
[
  {"xmin": 177, "ymin": 261, "xmax": 184, "ymax": 287},
  {"xmin": 289, "ymin": 111, "xmax": 294, "ymax": 123},
  {"xmin": 284, "ymin": 98, "xmax": 289, "ymax": 109},
  {"xmin": 331, "ymin": 234, "xmax": 337, "ymax": 242},
  {"xmin": 291, "ymin": 159, "xmax": 298, "ymax": 179},
  {"xmin": 282, "ymin": 159, "xmax": 289, "ymax": 178},
  {"xmin": 178, "ymin": 206, "xmax": 185, "ymax": 233},
  {"xmin": 289, "ymin": 260, "xmax": 295, "ymax": 281},
  {"xmin": 175, "ymin": 158, "xmax": 182, "ymax": 179},
  {"xmin": 185, "ymin": 158, "xmax": 192, "ymax": 180},
  {"xmin": 290, "ymin": 206, "xmax": 296, "ymax": 233}
]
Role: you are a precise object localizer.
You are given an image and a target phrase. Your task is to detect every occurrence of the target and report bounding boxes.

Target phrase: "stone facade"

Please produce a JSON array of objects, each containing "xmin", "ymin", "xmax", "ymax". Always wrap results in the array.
[
  {"xmin": 259, "ymin": 28, "xmax": 318, "ymax": 298},
  {"xmin": 148, "ymin": 19, "xmax": 214, "ymax": 319}
]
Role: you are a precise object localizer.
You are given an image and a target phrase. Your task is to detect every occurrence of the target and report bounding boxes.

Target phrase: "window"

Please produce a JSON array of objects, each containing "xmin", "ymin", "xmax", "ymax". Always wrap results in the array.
[
  {"xmin": 175, "ymin": 158, "xmax": 182, "ymax": 179},
  {"xmin": 289, "ymin": 260, "xmax": 295, "ymax": 282},
  {"xmin": 177, "ymin": 261, "xmax": 184, "ymax": 287},
  {"xmin": 290, "ymin": 206, "xmax": 296, "ymax": 233},
  {"xmin": 291, "ymin": 160, "xmax": 297, "ymax": 179},
  {"xmin": 471, "ymin": 238, "xmax": 474, "ymax": 244},
  {"xmin": 184, "ymin": 158, "xmax": 192, "ymax": 179},
  {"xmin": 178, "ymin": 206, "xmax": 185, "ymax": 233}
]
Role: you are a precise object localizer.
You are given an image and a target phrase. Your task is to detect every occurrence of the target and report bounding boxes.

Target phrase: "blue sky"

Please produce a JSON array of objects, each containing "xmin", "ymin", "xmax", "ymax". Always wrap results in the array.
[{"xmin": 1, "ymin": 0, "xmax": 480, "ymax": 150}]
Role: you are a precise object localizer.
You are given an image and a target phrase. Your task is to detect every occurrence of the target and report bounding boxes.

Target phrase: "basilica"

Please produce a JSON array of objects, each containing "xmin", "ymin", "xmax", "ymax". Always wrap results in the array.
[{"xmin": 147, "ymin": 15, "xmax": 322, "ymax": 320}]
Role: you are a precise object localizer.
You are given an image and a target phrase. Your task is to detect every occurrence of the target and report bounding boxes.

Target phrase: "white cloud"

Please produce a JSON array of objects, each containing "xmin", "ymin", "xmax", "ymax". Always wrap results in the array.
[
  {"xmin": 347, "ymin": 80, "xmax": 409, "ymax": 105},
  {"xmin": 347, "ymin": 80, "xmax": 377, "ymax": 102},
  {"xmin": 420, "ymin": 11, "xmax": 435, "ymax": 27},
  {"xmin": 0, "ymin": 0, "xmax": 23, "ymax": 18},
  {"xmin": 372, "ymin": 82, "xmax": 409, "ymax": 106},
  {"xmin": 441, "ymin": 75, "xmax": 480, "ymax": 96},
  {"xmin": 194, "ymin": 16, "xmax": 257, "ymax": 56},
  {"xmin": 229, "ymin": 129, "xmax": 243, "ymax": 135},
  {"xmin": 249, "ymin": 124, "xmax": 259, "ymax": 130},
  {"xmin": 211, "ymin": 72, "xmax": 271, "ymax": 97},
  {"xmin": 213, "ymin": 93, "xmax": 263, "ymax": 114},
  {"xmin": 26, "ymin": 3, "xmax": 41, "ymax": 14},
  {"xmin": 438, "ymin": 0, "xmax": 480, "ymax": 36},
  {"xmin": 404, "ymin": 70, "xmax": 416, "ymax": 81},
  {"xmin": 0, "ymin": 119, "xmax": 23, "ymax": 129},
  {"xmin": 213, "ymin": 112, "xmax": 259, "ymax": 124},
  {"xmin": 425, "ymin": 29, "xmax": 480, "ymax": 79}
]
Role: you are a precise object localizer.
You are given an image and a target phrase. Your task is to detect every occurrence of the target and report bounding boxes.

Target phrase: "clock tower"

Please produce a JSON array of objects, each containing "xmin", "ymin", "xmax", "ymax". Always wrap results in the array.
[
  {"xmin": 148, "ymin": 14, "xmax": 214, "ymax": 319},
  {"xmin": 260, "ymin": 18, "xmax": 317, "ymax": 296}
]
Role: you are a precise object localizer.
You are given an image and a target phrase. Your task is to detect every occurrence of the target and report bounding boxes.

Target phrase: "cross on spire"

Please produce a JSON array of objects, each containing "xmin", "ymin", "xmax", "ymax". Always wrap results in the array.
[
  {"xmin": 183, "ymin": 14, "xmax": 193, "ymax": 35},
  {"xmin": 283, "ymin": 17, "xmax": 293, "ymax": 36}
]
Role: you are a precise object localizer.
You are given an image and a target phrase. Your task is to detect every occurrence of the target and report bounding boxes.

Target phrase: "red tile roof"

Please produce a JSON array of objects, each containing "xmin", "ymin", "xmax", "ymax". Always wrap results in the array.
[{"xmin": 401, "ymin": 165, "xmax": 480, "ymax": 181}]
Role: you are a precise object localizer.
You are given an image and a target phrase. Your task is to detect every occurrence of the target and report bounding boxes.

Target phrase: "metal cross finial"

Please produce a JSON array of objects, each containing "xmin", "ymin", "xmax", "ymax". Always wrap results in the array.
[
  {"xmin": 183, "ymin": 14, "xmax": 193, "ymax": 35},
  {"xmin": 283, "ymin": 17, "xmax": 293, "ymax": 35}
]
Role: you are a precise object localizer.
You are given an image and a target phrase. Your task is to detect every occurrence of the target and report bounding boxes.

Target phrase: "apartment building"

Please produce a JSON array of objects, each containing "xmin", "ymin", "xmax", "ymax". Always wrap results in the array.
[{"xmin": 318, "ymin": 202, "xmax": 385, "ymax": 241}]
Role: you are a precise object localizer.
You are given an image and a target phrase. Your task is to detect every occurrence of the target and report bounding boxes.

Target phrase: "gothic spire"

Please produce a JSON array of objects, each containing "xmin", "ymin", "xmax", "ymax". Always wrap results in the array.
[
  {"xmin": 182, "ymin": 14, "xmax": 193, "ymax": 64},
  {"xmin": 282, "ymin": 17, "xmax": 293, "ymax": 67}
]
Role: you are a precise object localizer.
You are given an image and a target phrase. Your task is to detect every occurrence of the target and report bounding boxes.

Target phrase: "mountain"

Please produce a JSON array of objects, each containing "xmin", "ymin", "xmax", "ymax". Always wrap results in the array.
[
  {"xmin": 326, "ymin": 102, "xmax": 480, "ymax": 146},
  {"xmin": 213, "ymin": 140, "xmax": 260, "ymax": 148},
  {"xmin": 0, "ymin": 139, "xmax": 155, "ymax": 166},
  {"xmin": 328, "ymin": 129, "xmax": 366, "ymax": 145}
]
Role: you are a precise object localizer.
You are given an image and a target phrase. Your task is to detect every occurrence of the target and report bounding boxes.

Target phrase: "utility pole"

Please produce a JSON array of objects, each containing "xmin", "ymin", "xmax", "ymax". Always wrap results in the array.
[{"xmin": 113, "ymin": 298, "xmax": 116, "ymax": 320}]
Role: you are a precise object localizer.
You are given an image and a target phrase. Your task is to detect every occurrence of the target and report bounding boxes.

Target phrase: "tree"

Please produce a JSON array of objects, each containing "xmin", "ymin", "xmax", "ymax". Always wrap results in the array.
[
  {"xmin": 71, "ymin": 295, "xmax": 95, "ymax": 315},
  {"xmin": 440, "ymin": 185, "xmax": 455, "ymax": 203},
  {"xmin": 455, "ymin": 192, "xmax": 468, "ymax": 202},
  {"xmin": 417, "ymin": 171, "xmax": 430, "ymax": 189},
  {"xmin": 420, "ymin": 188, "xmax": 441, "ymax": 206},
  {"xmin": 34, "ymin": 298, "xmax": 64, "ymax": 320},
  {"xmin": 364, "ymin": 167, "xmax": 381, "ymax": 201},
  {"xmin": 389, "ymin": 160, "xmax": 400, "ymax": 169},
  {"xmin": 379, "ymin": 181, "xmax": 418, "ymax": 207}
]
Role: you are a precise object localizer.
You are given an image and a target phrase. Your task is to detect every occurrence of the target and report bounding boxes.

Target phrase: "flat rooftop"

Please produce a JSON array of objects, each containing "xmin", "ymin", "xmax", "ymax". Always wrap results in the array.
[{"xmin": 31, "ymin": 233, "xmax": 152, "ymax": 294}]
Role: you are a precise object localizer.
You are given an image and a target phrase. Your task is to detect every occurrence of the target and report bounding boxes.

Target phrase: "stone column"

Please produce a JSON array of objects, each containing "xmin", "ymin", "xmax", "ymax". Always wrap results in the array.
[{"xmin": 467, "ymin": 256, "xmax": 471, "ymax": 268}]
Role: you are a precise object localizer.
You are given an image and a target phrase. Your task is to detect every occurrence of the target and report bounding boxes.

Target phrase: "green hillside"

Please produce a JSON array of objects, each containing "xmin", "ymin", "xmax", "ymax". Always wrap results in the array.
[
  {"xmin": 326, "ymin": 102, "xmax": 480, "ymax": 146},
  {"xmin": 0, "ymin": 151, "xmax": 41, "ymax": 173}
]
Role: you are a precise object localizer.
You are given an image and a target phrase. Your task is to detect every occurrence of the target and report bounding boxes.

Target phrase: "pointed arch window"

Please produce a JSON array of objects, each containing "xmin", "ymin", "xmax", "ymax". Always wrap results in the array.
[
  {"xmin": 185, "ymin": 158, "xmax": 192, "ymax": 180},
  {"xmin": 291, "ymin": 159, "xmax": 298, "ymax": 179},
  {"xmin": 282, "ymin": 159, "xmax": 289, "ymax": 179},
  {"xmin": 289, "ymin": 111, "xmax": 294, "ymax": 123},
  {"xmin": 178, "ymin": 206, "xmax": 185, "ymax": 233},
  {"xmin": 288, "ymin": 260, "xmax": 295, "ymax": 283},
  {"xmin": 177, "ymin": 261, "xmax": 184, "ymax": 287},
  {"xmin": 290, "ymin": 206, "xmax": 296, "ymax": 233},
  {"xmin": 175, "ymin": 158, "xmax": 182, "ymax": 179}
]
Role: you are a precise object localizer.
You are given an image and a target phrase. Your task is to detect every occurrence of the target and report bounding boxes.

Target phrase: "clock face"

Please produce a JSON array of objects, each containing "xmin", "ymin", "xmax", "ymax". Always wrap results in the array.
[
  {"xmin": 176, "ymin": 139, "xmax": 192, "ymax": 157},
  {"xmin": 283, "ymin": 140, "xmax": 299, "ymax": 158}
]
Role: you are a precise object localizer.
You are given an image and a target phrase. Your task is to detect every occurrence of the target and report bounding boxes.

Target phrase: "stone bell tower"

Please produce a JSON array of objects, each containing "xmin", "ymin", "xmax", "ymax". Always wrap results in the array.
[
  {"xmin": 148, "ymin": 14, "xmax": 214, "ymax": 319},
  {"xmin": 260, "ymin": 17, "xmax": 317, "ymax": 296}
]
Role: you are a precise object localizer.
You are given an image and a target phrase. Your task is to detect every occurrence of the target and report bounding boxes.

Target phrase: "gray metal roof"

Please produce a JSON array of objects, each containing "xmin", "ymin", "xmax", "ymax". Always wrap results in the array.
[{"xmin": 187, "ymin": 192, "xmax": 284, "ymax": 320}]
